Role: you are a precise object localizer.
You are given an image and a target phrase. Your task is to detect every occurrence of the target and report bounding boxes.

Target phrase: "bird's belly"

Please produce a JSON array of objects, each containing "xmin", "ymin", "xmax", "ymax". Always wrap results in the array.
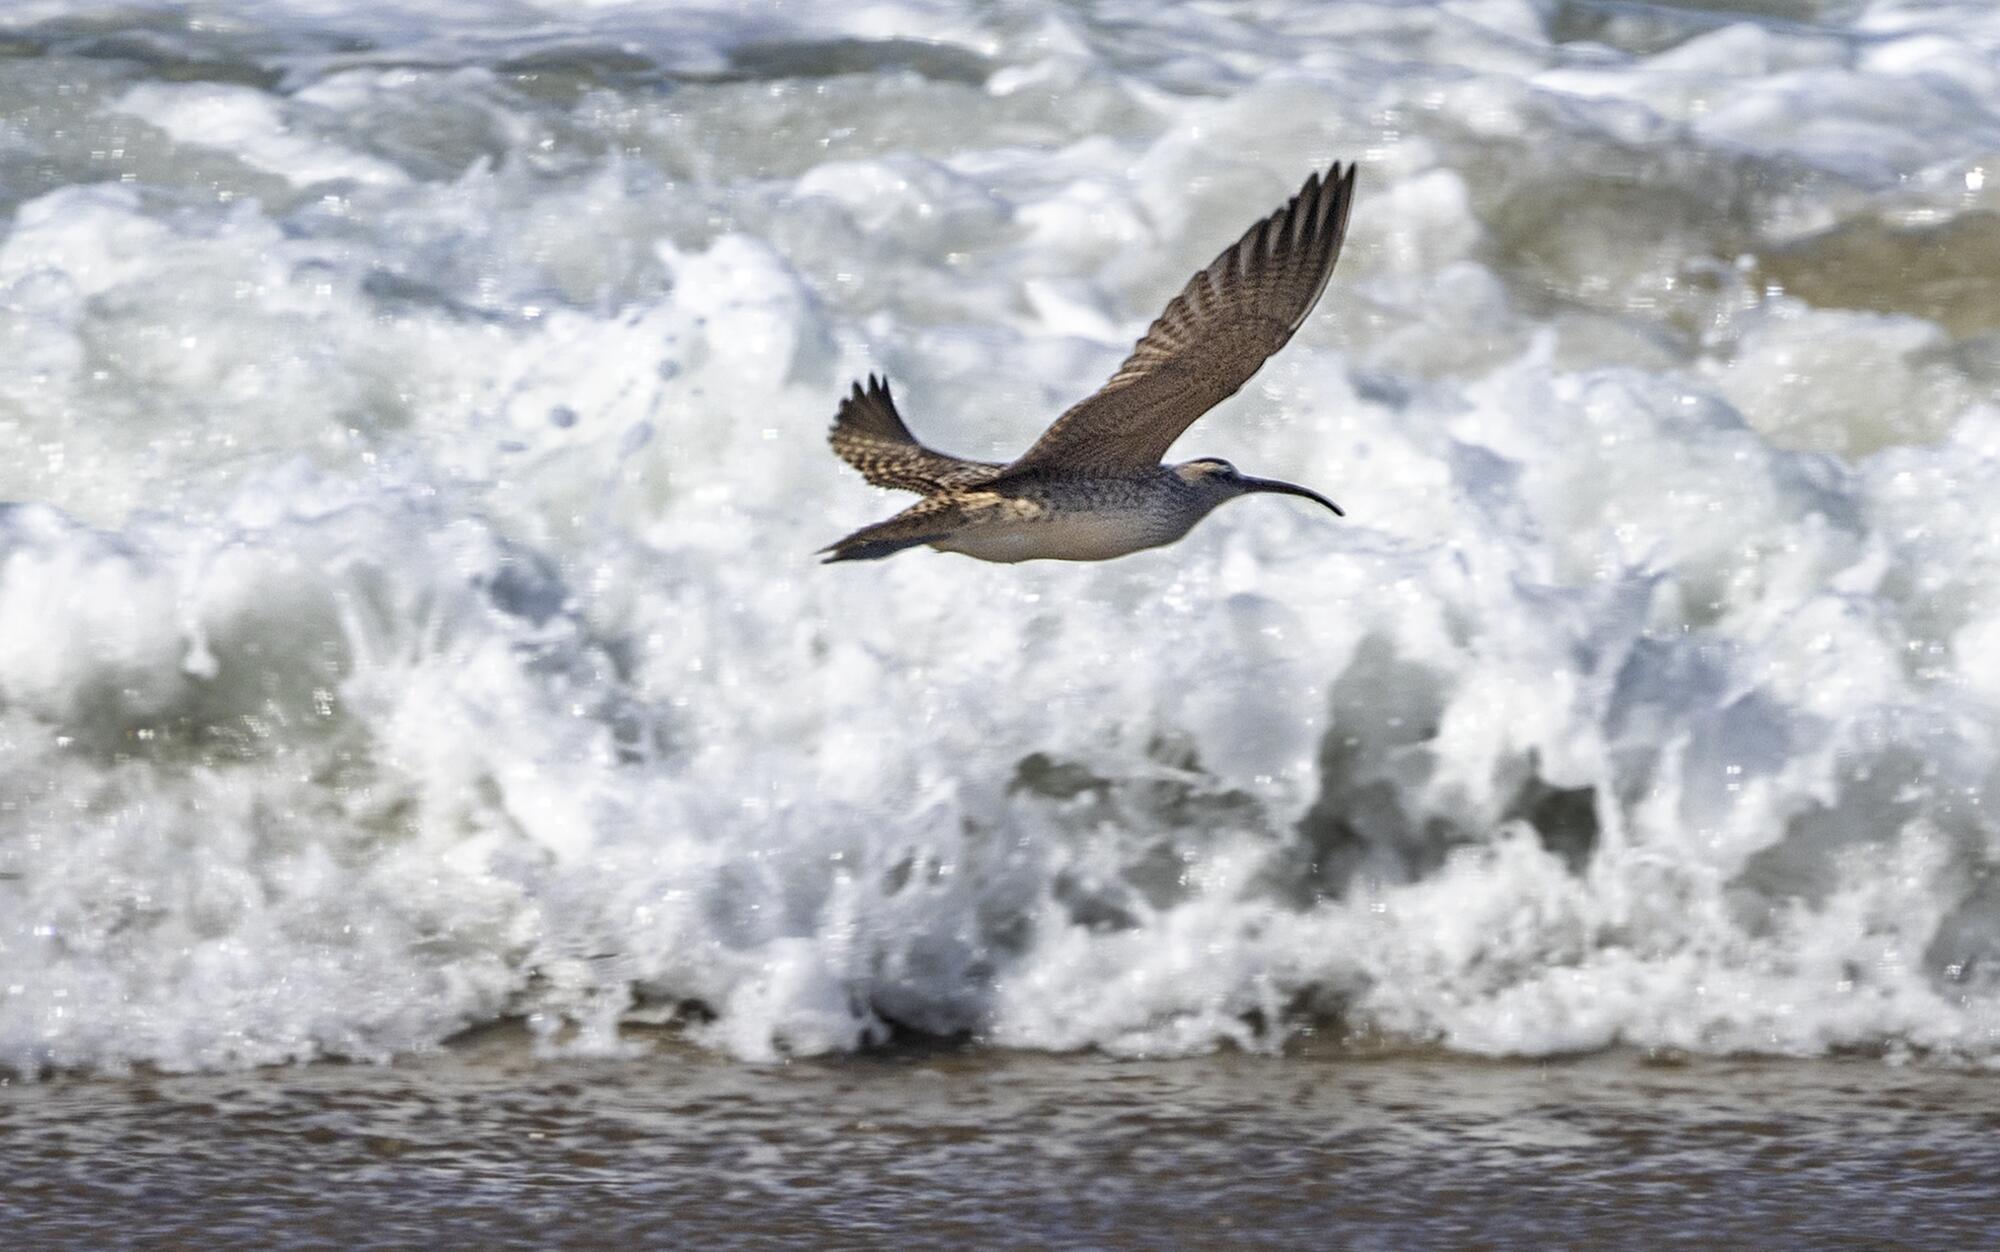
[{"xmin": 931, "ymin": 511, "xmax": 1170, "ymax": 564}]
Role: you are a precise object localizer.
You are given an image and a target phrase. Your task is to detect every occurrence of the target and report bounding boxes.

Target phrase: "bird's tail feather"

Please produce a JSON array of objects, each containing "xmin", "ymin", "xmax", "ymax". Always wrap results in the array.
[
  {"xmin": 819, "ymin": 496, "xmax": 967, "ymax": 563},
  {"xmin": 819, "ymin": 532, "xmax": 942, "ymax": 563}
]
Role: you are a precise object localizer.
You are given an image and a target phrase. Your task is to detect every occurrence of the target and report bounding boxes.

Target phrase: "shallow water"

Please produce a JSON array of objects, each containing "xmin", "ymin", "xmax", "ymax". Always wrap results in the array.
[
  {"xmin": 2, "ymin": 0, "xmax": 1999, "ymax": 1076},
  {"xmin": 8, "ymin": 1035, "xmax": 2000, "ymax": 1247}
]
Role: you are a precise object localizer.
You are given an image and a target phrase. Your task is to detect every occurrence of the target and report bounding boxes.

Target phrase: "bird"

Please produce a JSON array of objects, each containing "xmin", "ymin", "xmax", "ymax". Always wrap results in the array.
[{"xmin": 821, "ymin": 160, "xmax": 1356, "ymax": 564}]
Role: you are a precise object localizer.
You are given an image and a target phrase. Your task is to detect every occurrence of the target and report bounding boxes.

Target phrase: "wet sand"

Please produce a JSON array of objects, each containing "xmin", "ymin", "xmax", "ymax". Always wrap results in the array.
[{"xmin": 7, "ymin": 1034, "xmax": 1998, "ymax": 1248}]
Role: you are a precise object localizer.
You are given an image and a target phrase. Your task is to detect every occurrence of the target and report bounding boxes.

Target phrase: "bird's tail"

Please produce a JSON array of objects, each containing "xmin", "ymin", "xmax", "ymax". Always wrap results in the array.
[
  {"xmin": 818, "ymin": 497, "xmax": 963, "ymax": 563},
  {"xmin": 819, "ymin": 530, "xmax": 939, "ymax": 563}
]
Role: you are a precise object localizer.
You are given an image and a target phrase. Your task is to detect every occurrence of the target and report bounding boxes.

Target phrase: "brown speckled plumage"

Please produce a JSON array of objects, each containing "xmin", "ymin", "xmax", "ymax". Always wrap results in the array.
[
  {"xmin": 827, "ymin": 375, "xmax": 1002, "ymax": 495},
  {"xmin": 822, "ymin": 162, "xmax": 1357, "ymax": 564}
]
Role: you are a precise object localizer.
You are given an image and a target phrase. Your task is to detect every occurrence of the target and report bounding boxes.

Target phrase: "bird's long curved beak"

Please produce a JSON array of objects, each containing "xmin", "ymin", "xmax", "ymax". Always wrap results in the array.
[{"xmin": 1241, "ymin": 476, "xmax": 1344, "ymax": 517}]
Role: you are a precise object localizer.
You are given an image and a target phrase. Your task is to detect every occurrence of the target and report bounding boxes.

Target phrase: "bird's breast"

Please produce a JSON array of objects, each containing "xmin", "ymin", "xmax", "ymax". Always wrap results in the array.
[{"xmin": 930, "ymin": 480, "xmax": 1191, "ymax": 563}]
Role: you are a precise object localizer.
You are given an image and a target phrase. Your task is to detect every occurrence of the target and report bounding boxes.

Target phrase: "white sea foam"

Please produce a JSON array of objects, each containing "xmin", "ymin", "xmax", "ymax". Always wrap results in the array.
[{"xmin": 1, "ymin": 0, "xmax": 1998, "ymax": 1072}]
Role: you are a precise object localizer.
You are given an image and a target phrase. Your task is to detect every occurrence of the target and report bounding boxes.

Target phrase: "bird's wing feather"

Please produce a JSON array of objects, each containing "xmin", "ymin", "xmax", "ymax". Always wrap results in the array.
[
  {"xmin": 1006, "ymin": 162, "xmax": 1356, "ymax": 473},
  {"xmin": 828, "ymin": 374, "xmax": 1003, "ymax": 494}
]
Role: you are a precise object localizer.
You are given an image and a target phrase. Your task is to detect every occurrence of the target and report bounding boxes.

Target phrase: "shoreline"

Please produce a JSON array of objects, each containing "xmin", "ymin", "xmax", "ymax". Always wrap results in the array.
[
  {"xmin": 9, "ymin": 1034, "xmax": 2000, "ymax": 1247},
  {"xmin": 12, "ymin": 1008, "xmax": 1994, "ymax": 1087}
]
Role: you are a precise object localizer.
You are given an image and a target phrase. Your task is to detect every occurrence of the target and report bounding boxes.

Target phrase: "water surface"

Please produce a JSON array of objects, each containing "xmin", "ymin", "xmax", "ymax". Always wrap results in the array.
[
  {"xmin": 9, "ymin": 1038, "xmax": 2000, "ymax": 1247},
  {"xmin": 2, "ymin": 0, "xmax": 1998, "ymax": 1076}
]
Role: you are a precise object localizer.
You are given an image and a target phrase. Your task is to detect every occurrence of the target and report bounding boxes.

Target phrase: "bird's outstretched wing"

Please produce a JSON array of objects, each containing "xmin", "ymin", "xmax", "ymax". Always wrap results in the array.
[
  {"xmin": 828, "ymin": 374, "xmax": 1003, "ymax": 494},
  {"xmin": 1006, "ymin": 162, "xmax": 1356, "ymax": 474}
]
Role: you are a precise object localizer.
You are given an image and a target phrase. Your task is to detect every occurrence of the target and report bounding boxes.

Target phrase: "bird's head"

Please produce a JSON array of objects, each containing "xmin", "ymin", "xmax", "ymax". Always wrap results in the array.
[{"xmin": 1172, "ymin": 458, "xmax": 1344, "ymax": 517}]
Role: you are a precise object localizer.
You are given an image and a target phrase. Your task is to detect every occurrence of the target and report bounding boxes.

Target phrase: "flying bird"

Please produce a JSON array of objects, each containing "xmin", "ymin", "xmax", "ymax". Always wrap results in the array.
[{"xmin": 822, "ymin": 161, "xmax": 1356, "ymax": 564}]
